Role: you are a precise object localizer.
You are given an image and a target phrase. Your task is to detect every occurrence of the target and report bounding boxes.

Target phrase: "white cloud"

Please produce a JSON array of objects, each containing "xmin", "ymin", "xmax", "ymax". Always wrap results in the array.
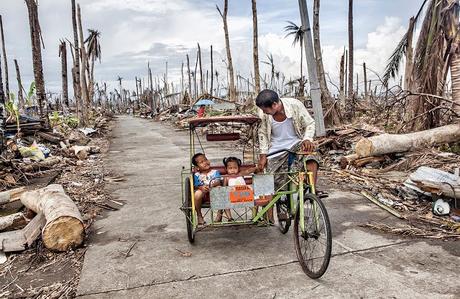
[{"xmin": 86, "ymin": 0, "xmax": 189, "ymax": 14}]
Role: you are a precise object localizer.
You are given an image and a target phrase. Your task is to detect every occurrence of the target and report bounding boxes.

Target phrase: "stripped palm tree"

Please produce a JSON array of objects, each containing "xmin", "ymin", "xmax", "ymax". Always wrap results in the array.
[
  {"xmin": 84, "ymin": 29, "xmax": 101, "ymax": 101},
  {"xmin": 262, "ymin": 53, "xmax": 276, "ymax": 90},
  {"xmin": 383, "ymin": 0, "xmax": 459, "ymax": 130},
  {"xmin": 284, "ymin": 21, "xmax": 306, "ymax": 96}
]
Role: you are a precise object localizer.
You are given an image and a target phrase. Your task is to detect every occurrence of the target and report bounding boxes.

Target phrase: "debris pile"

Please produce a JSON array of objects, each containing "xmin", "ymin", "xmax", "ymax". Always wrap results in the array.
[
  {"xmin": 0, "ymin": 113, "xmax": 114, "ymax": 298},
  {"xmin": 317, "ymin": 125, "xmax": 460, "ymax": 239}
]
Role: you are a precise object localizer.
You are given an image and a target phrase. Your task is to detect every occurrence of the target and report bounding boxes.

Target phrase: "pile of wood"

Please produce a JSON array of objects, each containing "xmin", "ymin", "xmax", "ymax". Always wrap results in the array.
[{"xmin": 0, "ymin": 185, "xmax": 84, "ymax": 252}]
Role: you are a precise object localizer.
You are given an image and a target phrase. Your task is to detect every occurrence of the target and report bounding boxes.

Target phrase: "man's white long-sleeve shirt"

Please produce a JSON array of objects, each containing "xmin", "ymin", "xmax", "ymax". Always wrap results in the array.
[{"xmin": 257, "ymin": 97, "xmax": 316, "ymax": 155}]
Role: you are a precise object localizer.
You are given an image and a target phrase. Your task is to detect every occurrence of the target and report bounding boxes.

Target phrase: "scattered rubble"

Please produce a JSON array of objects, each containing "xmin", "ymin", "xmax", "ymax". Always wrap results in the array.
[{"xmin": 0, "ymin": 112, "xmax": 114, "ymax": 298}]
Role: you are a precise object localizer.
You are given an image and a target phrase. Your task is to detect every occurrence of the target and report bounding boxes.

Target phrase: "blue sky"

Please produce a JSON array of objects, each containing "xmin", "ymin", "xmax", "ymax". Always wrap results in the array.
[{"xmin": 0, "ymin": 0, "xmax": 424, "ymax": 97}]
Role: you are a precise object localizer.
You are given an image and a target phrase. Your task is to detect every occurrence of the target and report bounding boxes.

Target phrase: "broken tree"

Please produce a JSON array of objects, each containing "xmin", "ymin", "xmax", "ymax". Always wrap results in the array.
[
  {"xmin": 20, "ymin": 184, "xmax": 84, "ymax": 251},
  {"xmin": 355, "ymin": 123, "xmax": 460, "ymax": 158}
]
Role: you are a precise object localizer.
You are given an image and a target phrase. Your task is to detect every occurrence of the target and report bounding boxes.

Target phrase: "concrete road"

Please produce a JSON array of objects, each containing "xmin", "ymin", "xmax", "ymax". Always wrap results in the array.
[{"xmin": 77, "ymin": 116, "xmax": 460, "ymax": 298}]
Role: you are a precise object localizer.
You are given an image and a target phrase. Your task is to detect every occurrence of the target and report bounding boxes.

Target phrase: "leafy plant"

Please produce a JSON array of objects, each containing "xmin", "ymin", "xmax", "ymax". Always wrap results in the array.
[
  {"xmin": 49, "ymin": 111, "xmax": 61, "ymax": 127},
  {"xmin": 5, "ymin": 93, "xmax": 20, "ymax": 133},
  {"xmin": 64, "ymin": 116, "xmax": 79, "ymax": 128},
  {"xmin": 25, "ymin": 81, "xmax": 36, "ymax": 106}
]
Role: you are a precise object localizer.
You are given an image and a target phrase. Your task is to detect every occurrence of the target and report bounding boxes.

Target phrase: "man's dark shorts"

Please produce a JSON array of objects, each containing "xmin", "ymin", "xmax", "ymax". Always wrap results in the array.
[{"xmin": 266, "ymin": 142, "xmax": 320, "ymax": 191}]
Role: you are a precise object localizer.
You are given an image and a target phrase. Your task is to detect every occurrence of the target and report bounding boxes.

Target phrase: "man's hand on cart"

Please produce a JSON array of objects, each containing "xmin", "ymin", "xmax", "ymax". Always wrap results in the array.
[
  {"xmin": 301, "ymin": 140, "xmax": 315, "ymax": 153},
  {"xmin": 257, "ymin": 154, "xmax": 267, "ymax": 171}
]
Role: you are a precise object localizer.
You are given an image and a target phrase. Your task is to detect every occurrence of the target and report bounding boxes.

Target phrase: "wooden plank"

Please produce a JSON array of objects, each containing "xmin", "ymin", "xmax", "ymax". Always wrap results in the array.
[
  {"xmin": 361, "ymin": 191, "xmax": 405, "ymax": 219},
  {"xmin": 0, "ymin": 230, "xmax": 26, "ymax": 252},
  {"xmin": 23, "ymin": 213, "xmax": 46, "ymax": 246},
  {"xmin": 0, "ymin": 213, "xmax": 45, "ymax": 252}
]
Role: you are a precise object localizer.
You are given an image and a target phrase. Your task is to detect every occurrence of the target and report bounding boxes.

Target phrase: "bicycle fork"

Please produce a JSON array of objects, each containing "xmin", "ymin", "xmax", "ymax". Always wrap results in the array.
[{"xmin": 298, "ymin": 171, "xmax": 321, "ymax": 236}]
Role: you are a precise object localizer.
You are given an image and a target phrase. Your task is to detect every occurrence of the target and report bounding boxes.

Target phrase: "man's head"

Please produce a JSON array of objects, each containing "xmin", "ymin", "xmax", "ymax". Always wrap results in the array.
[
  {"xmin": 255, "ymin": 89, "xmax": 282, "ymax": 116},
  {"xmin": 192, "ymin": 153, "xmax": 210, "ymax": 172}
]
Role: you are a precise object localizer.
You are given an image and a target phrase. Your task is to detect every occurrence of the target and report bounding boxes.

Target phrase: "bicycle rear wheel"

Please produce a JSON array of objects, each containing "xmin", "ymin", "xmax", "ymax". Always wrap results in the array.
[
  {"xmin": 184, "ymin": 177, "xmax": 195, "ymax": 243},
  {"xmin": 293, "ymin": 193, "xmax": 331, "ymax": 279},
  {"xmin": 276, "ymin": 194, "xmax": 291, "ymax": 234}
]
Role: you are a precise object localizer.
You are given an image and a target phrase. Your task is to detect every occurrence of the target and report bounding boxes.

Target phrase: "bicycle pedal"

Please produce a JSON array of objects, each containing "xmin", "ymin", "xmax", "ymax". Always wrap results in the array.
[{"xmin": 316, "ymin": 191, "xmax": 329, "ymax": 198}]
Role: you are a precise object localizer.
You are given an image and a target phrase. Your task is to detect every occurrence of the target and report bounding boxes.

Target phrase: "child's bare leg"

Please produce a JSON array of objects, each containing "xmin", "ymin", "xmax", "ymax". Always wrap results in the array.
[
  {"xmin": 194, "ymin": 190, "xmax": 205, "ymax": 225},
  {"xmin": 215, "ymin": 210, "xmax": 223, "ymax": 222},
  {"xmin": 224, "ymin": 209, "xmax": 233, "ymax": 221}
]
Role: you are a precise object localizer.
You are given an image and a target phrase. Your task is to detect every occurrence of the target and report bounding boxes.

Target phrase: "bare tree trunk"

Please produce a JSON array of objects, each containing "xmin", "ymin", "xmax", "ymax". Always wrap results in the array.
[
  {"xmin": 404, "ymin": 17, "xmax": 415, "ymax": 91},
  {"xmin": 0, "ymin": 48, "xmax": 4, "ymax": 105},
  {"xmin": 347, "ymin": 0, "xmax": 354, "ymax": 107},
  {"xmin": 298, "ymin": 44, "xmax": 304, "ymax": 97},
  {"xmin": 197, "ymin": 43, "xmax": 203, "ymax": 95},
  {"xmin": 356, "ymin": 73, "xmax": 358, "ymax": 95},
  {"xmin": 344, "ymin": 49, "xmax": 348, "ymax": 98},
  {"xmin": 164, "ymin": 61, "xmax": 168, "ymax": 95},
  {"xmin": 339, "ymin": 51, "xmax": 345, "ymax": 101},
  {"xmin": 210, "ymin": 45, "xmax": 214, "ymax": 96},
  {"xmin": 451, "ymin": 47, "xmax": 460, "ymax": 121},
  {"xmin": 186, "ymin": 54, "xmax": 192, "ymax": 102},
  {"xmin": 148, "ymin": 65, "xmax": 154, "ymax": 111},
  {"xmin": 251, "ymin": 0, "xmax": 260, "ymax": 94},
  {"xmin": 71, "ymin": 0, "xmax": 81, "ymax": 117},
  {"xmin": 363, "ymin": 62, "xmax": 368, "ymax": 100},
  {"xmin": 312, "ymin": 0, "xmax": 329, "ymax": 97},
  {"xmin": 25, "ymin": 0, "xmax": 46, "ymax": 124},
  {"xmin": 14, "ymin": 59, "xmax": 24, "ymax": 111},
  {"xmin": 181, "ymin": 61, "xmax": 184, "ymax": 98},
  {"xmin": 313, "ymin": 0, "xmax": 339, "ymax": 126},
  {"xmin": 193, "ymin": 51, "xmax": 198, "ymax": 98},
  {"xmin": 59, "ymin": 41, "xmax": 69, "ymax": 108},
  {"xmin": 77, "ymin": 4, "xmax": 90, "ymax": 125},
  {"xmin": 298, "ymin": 0, "xmax": 326, "ymax": 136},
  {"xmin": 217, "ymin": 0, "xmax": 236, "ymax": 101},
  {"xmin": 0, "ymin": 15, "xmax": 9, "ymax": 97}
]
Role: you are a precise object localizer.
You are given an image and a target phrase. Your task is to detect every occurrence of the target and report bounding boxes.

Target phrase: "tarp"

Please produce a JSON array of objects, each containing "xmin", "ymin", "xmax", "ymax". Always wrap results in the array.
[{"xmin": 193, "ymin": 99, "xmax": 215, "ymax": 106}]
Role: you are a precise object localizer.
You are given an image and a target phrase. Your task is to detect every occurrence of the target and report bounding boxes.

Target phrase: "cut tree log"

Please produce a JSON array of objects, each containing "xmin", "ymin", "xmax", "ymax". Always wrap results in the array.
[
  {"xmin": 37, "ymin": 131, "xmax": 63, "ymax": 144},
  {"xmin": 340, "ymin": 154, "xmax": 358, "ymax": 169},
  {"xmin": 0, "ymin": 187, "xmax": 26, "ymax": 205},
  {"xmin": 355, "ymin": 124, "xmax": 460, "ymax": 158},
  {"xmin": 353, "ymin": 156, "xmax": 386, "ymax": 167},
  {"xmin": 71, "ymin": 145, "xmax": 91, "ymax": 160},
  {"xmin": 20, "ymin": 184, "xmax": 84, "ymax": 251},
  {"xmin": 0, "ymin": 212, "xmax": 27, "ymax": 231},
  {"xmin": 19, "ymin": 156, "xmax": 62, "ymax": 172}
]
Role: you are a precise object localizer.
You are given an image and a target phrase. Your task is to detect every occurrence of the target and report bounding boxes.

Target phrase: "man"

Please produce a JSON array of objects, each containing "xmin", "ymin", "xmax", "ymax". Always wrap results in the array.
[{"xmin": 256, "ymin": 89, "xmax": 320, "ymax": 188}]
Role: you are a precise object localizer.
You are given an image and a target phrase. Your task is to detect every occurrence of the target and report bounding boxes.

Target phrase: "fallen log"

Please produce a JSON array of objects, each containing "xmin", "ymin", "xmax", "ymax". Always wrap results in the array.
[
  {"xmin": 353, "ymin": 156, "xmax": 386, "ymax": 168},
  {"xmin": 0, "ymin": 212, "xmax": 27, "ymax": 231},
  {"xmin": 37, "ymin": 131, "xmax": 63, "ymax": 144},
  {"xmin": 71, "ymin": 145, "xmax": 91, "ymax": 160},
  {"xmin": 340, "ymin": 154, "xmax": 359, "ymax": 169},
  {"xmin": 355, "ymin": 124, "xmax": 460, "ymax": 158},
  {"xmin": 20, "ymin": 184, "xmax": 84, "ymax": 251},
  {"xmin": 19, "ymin": 156, "xmax": 62, "ymax": 172},
  {"xmin": 0, "ymin": 187, "xmax": 26, "ymax": 205}
]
